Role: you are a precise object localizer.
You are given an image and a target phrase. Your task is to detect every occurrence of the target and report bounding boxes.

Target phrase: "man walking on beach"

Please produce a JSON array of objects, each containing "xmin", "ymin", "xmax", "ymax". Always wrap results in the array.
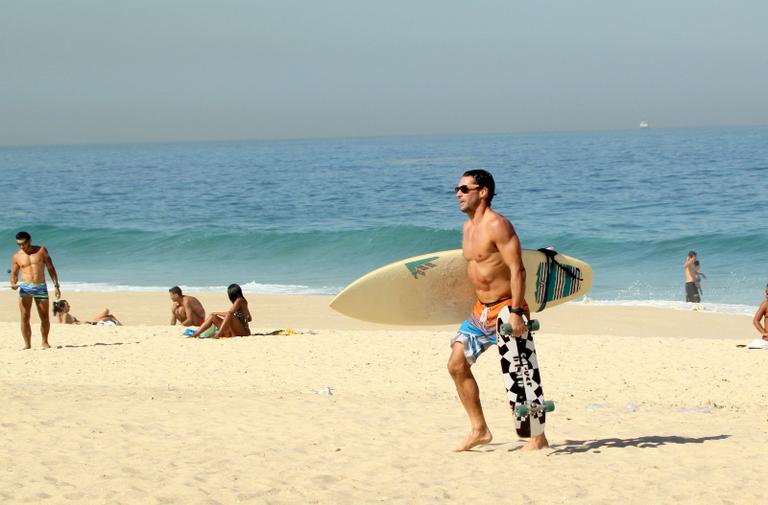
[
  {"xmin": 753, "ymin": 284, "xmax": 768, "ymax": 341},
  {"xmin": 169, "ymin": 286, "xmax": 206, "ymax": 326},
  {"xmin": 447, "ymin": 169, "xmax": 548, "ymax": 452},
  {"xmin": 9, "ymin": 231, "xmax": 61, "ymax": 349},
  {"xmin": 684, "ymin": 251, "xmax": 700, "ymax": 303}
]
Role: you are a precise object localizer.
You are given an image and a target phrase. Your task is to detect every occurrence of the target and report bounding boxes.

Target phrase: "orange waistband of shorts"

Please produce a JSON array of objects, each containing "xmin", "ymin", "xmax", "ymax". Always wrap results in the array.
[{"xmin": 471, "ymin": 298, "xmax": 529, "ymax": 321}]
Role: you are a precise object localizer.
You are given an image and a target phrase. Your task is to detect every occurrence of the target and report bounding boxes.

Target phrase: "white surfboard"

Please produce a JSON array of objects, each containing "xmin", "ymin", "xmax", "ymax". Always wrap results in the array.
[{"xmin": 330, "ymin": 248, "xmax": 593, "ymax": 325}]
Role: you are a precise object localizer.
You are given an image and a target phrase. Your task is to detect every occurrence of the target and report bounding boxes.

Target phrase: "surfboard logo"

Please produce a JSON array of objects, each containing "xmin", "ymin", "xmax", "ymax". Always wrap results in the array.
[{"xmin": 405, "ymin": 256, "xmax": 439, "ymax": 279}]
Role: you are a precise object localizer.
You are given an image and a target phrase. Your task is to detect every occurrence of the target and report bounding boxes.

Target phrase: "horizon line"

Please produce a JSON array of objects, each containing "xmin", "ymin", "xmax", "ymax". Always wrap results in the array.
[{"xmin": 2, "ymin": 123, "xmax": 766, "ymax": 149}]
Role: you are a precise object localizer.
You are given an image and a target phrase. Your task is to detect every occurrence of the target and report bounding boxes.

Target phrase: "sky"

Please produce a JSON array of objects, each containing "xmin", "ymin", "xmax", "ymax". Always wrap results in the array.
[{"xmin": 1, "ymin": 0, "xmax": 767, "ymax": 146}]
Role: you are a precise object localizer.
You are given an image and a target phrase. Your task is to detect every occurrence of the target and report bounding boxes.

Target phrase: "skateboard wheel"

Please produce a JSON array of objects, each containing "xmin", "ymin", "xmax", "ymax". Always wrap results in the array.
[
  {"xmin": 500, "ymin": 323, "xmax": 513, "ymax": 336},
  {"xmin": 515, "ymin": 401, "xmax": 554, "ymax": 417},
  {"xmin": 527, "ymin": 320, "xmax": 540, "ymax": 332}
]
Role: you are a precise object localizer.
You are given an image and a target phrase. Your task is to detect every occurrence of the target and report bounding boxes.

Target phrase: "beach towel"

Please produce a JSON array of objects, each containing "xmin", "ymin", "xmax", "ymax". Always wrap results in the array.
[{"xmin": 736, "ymin": 339, "xmax": 768, "ymax": 349}]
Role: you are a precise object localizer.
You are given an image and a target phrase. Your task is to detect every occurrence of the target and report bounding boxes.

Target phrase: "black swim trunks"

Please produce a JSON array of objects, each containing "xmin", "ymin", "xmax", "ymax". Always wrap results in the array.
[{"xmin": 685, "ymin": 282, "xmax": 700, "ymax": 303}]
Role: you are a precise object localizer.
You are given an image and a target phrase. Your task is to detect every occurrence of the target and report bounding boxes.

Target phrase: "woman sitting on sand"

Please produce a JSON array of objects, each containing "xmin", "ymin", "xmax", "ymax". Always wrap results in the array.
[
  {"xmin": 52, "ymin": 300, "xmax": 122, "ymax": 326},
  {"xmin": 188, "ymin": 283, "xmax": 251, "ymax": 338}
]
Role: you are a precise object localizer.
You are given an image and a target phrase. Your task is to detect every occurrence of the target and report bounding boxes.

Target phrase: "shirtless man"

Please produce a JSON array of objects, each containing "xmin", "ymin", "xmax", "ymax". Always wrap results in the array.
[
  {"xmin": 169, "ymin": 286, "xmax": 206, "ymax": 326},
  {"xmin": 752, "ymin": 284, "xmax": 768, "ymax": 341},
  {"xmin": 447, "ymin": 169, "xmax": 548, "ymax": 452},
  {"xmin": 9, "ymin": 231, "xmax": 61, "ymax": 349},
  {"xmin": 683, "ymin": 251, "xmax": 700, "ymax": 303}
]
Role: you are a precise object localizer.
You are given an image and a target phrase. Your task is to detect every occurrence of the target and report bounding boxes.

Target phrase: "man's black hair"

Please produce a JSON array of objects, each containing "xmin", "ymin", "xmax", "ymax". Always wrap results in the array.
[
  {"xmin": 16, "ymin": 231, "xmax": 31, "ymax": 241},
  {"xmin": 463, "ymin": 169, "xmax": 496, "ymax": 205},
  {"xmin": 169, "ymin": 286, "xmax": 183, "ymax": 296},
  {"xmin": 688, "ymin": 250, "xmax": 697, "ymax": 257}
]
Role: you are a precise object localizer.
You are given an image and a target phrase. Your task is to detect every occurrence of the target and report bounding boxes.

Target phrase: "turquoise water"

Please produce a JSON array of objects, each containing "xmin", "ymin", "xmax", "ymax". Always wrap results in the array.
[{"xmin": 2, "ymin": 127, "xmax": 766, "ymax": 311}]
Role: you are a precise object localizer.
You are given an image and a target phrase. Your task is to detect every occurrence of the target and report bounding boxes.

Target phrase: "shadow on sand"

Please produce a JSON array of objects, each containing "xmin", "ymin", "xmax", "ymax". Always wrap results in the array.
[
  {"xmin": 548, "ymin": 434, "xmax": 730, "ymax": 455},
  {"xmin": 57, "ymin": 341, "xmax": 141, "ymax": 349}
]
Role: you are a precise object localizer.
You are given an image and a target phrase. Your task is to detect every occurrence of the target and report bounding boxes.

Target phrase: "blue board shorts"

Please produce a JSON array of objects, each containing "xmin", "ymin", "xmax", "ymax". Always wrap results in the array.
[
  {"xmin": 18, "ymin": 282, "xmax": 49, "ymax": 300},
  {"xmin": 450, "ymin": 299, "xmax": 515, "ymax": 366}
]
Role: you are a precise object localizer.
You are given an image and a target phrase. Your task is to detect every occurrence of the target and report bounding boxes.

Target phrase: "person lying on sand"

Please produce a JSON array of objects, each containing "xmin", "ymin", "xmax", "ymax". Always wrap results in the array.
[
  {"xmin": 187, "ymin": 283, "xmax": 251, "ymax": 339},
  {"xmin": 53, "ymin": 300, "xmax": 122, "ymax": 326},
  {"xmin": 753, "ymin": 284, "xmax": 768, "ymax": 341}
]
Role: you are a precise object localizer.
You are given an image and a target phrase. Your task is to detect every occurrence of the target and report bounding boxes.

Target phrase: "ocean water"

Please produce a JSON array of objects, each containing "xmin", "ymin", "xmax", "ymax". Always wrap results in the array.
[{"xmin": 1, "ymin": 127, "xmax": 767, "ymax": 313}]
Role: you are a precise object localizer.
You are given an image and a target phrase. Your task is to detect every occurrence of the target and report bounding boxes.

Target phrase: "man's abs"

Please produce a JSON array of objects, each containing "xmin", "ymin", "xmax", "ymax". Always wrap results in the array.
[
  {"xmin": 16, "ymin": 264, "xmax": 47, "ymax": 283},
  {"xmin": 466, "ymin": 257, "xmax": 511, "ymax": 303}
]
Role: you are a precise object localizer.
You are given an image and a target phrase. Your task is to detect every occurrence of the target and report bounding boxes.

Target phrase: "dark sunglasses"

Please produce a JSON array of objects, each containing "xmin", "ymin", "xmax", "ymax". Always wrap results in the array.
[{"xmin": 454, "ymin": 184, "xmax": 481, "ymax": 194}]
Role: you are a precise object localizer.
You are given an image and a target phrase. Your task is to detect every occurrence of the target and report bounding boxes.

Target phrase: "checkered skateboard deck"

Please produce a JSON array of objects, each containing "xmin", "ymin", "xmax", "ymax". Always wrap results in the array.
[{"xmin": 496, "ymin": 306, "xmax": 549, "ymax": 438}]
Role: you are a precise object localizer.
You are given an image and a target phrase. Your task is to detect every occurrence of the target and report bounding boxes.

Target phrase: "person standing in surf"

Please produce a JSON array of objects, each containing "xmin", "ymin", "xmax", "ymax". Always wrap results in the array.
[
  {"xmin": 447, "ymin": 169, "xmax": 548, "ymax": 452},
  {"xmin": 684, "ymin": 251, "xmax": 700, "ymax": 303},
  {"xmin": 9, "ymin": 231, "xmax": 61, "ymax": 349}
]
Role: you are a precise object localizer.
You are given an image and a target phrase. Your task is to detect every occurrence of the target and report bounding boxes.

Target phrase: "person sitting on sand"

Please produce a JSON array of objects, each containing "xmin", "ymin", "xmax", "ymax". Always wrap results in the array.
[
  {"xmin": 753, "ymin": 284, "xmax": 768, "ymax": 341},
  {"xmin": 53, "ymin": 300, "xmax": 122, "ymax": 326},
  {"xmin": 187, "ymin": 284, "xmax": 251, "ymax": 338},
  {"xmin": 169, "ymin": 286, "xmax": 206, "ymax": 326}
]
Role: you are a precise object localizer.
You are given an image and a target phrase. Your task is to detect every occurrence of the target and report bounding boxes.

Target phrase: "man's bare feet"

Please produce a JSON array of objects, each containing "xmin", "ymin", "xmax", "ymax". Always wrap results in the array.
[
  {"xmin": 453, "ymin": 428, "xmax": 493, "ymax": 452},
  {"xmin": 21, "ymin": 345, "xmax": 31, "ymax": 350},
  {"xmin": 41, "ymin": 342, "xmax": 51, "ymax": 349},
  {"xmin": 521, "ymin": 433, "xmax": 549, "ymax": 451}
]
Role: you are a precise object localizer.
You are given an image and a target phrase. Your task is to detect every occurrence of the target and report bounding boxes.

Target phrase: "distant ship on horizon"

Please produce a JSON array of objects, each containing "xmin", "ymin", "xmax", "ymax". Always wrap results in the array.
[{"xmin": 639, "ymin": 120, "xmax": 649, "ymax": 128}]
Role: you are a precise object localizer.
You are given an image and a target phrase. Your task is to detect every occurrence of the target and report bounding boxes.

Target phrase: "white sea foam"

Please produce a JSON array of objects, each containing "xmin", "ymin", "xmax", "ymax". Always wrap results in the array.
[
  {"xmin": 577, "ymin": 296, "xmax": 757, "ymax": 316},
  {"xmin": 1, "ymin": 281, "xmax": 759, "ymax": 313},
  {"xmin": 0, "ymin": 281, "xmax": 340, "ymax": 296}
]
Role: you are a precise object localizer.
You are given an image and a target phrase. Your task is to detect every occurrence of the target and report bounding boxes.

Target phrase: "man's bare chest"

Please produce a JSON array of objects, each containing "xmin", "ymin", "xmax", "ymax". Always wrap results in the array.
[
  {"xmin": 463, "ymin": 229, "xmax": 497, "ymax": 261},
  {"xmin": 16, "ymin": 251, "xmax": 44, "ymax": 268}
]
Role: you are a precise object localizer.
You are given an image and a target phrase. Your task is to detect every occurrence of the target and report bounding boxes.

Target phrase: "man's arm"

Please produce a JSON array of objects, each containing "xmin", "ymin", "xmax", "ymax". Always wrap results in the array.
[
  {"xmin": 753, "ymin": 301, "xmax": 768, "ymax": 336},
  {"xmin": 9, "ymin": 256, "xmax": 19, "ymax": 290},
  {"xmin": 170, "ymin": 305, "xmax": 178, "ymax": 325},
  {"xmin": 683, "ymin": 256, "xmax": 695, "ymax": 269},
  {"xmin": 43, "ymin": 247, "xmax": 61, "ymax": 300},
  {"xmin": 490, "ymin": 217, "xmax": 526, "ymax": 335}
]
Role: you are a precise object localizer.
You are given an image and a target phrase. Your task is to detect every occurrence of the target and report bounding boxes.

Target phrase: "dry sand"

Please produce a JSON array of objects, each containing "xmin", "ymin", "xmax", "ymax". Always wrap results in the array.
[{"xmin": 1, "ymin": 290, "xmax": 766, "ymax": 504}]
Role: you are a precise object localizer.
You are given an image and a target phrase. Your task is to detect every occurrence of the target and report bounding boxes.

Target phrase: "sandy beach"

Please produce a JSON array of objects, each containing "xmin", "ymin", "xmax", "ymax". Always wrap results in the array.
[{"xmin": 1, "ymin": 290, "xmax": 766, "ymax": 504}]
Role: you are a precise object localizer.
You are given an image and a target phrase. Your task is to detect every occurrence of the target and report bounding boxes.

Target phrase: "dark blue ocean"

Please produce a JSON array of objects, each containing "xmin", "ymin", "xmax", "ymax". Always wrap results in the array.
[{"xmin": 2, "ymin": 127, "xmax": 767, "ymax": 312}]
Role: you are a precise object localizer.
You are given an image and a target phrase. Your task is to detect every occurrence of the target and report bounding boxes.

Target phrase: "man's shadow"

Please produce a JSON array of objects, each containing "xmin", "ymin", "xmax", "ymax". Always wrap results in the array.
[
  {"xmin": 546, "ymin": 434, "xmax": 730, "ymax": 455},
  {"xmin": 57, "ymin": 342, "xmax": 141, "ymax": 349}
]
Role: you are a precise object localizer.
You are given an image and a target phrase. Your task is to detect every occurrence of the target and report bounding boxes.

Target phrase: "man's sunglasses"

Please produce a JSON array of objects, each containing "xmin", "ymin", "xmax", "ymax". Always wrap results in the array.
[{"xmin": 454, "ymin": 184, "xmax": 481, "ymax": 194}]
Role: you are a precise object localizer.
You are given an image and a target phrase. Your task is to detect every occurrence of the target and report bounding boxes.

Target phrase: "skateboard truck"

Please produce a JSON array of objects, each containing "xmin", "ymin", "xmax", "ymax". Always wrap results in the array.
[
  {"xmin": 499, "ymin": 319, "xmax": 539, "ymax": 336},
  {"xmin": 514, "ymin": 400, "xmax": 555, "ymax": 418}
]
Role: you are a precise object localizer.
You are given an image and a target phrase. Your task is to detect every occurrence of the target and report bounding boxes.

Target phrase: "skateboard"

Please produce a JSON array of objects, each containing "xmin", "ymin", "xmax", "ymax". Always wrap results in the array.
[{"xmin": 496, "ymin": 306, "xmax": 555, "ymax": 438}]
